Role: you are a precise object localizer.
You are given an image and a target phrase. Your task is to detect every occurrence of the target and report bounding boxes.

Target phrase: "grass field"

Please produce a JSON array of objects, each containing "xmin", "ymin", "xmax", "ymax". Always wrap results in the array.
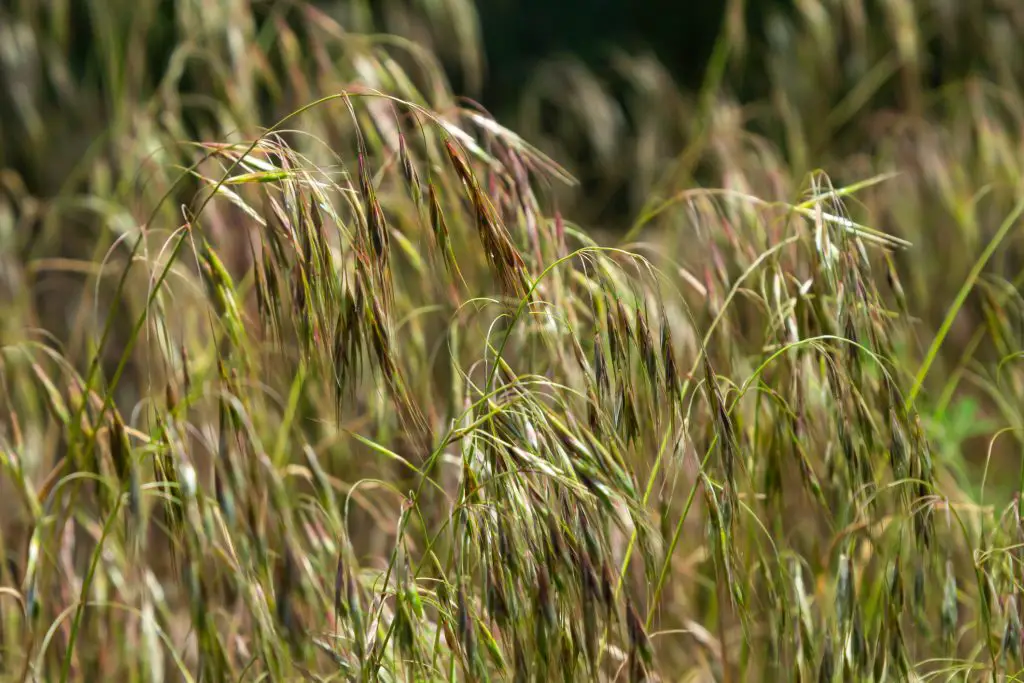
[{"xmin": 3, "ymin": 1, "xmax": 1024, "ymax": 680}]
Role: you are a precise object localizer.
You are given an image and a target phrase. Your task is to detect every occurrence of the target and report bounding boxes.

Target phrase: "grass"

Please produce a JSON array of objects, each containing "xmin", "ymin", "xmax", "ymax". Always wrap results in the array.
[{"xmin": 3, "ymin": 0, "xmax": 1024, "ymax": 681}]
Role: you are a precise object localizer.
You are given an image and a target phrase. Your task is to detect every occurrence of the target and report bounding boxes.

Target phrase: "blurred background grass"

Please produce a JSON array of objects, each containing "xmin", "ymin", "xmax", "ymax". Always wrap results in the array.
[
  {"xmin": 3, "ymin": 0, "xmax": 1024, "ymax": 680},
  {"xmin": 4, "ymin": 0, "xmax": 1022, "ymax": 476}
]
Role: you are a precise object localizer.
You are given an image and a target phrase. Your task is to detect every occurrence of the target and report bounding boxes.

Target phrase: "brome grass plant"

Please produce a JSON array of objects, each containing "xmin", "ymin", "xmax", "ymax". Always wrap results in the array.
[{"xmin": 3, "ymin": 1, "xmax": 1024, "ymax": 681}]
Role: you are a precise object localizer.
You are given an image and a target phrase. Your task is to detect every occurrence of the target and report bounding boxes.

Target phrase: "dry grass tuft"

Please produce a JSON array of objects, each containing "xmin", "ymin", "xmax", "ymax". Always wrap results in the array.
[{"xmin": 3, "ymin": 1, "xmax": 1024, "ymax": 681}]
